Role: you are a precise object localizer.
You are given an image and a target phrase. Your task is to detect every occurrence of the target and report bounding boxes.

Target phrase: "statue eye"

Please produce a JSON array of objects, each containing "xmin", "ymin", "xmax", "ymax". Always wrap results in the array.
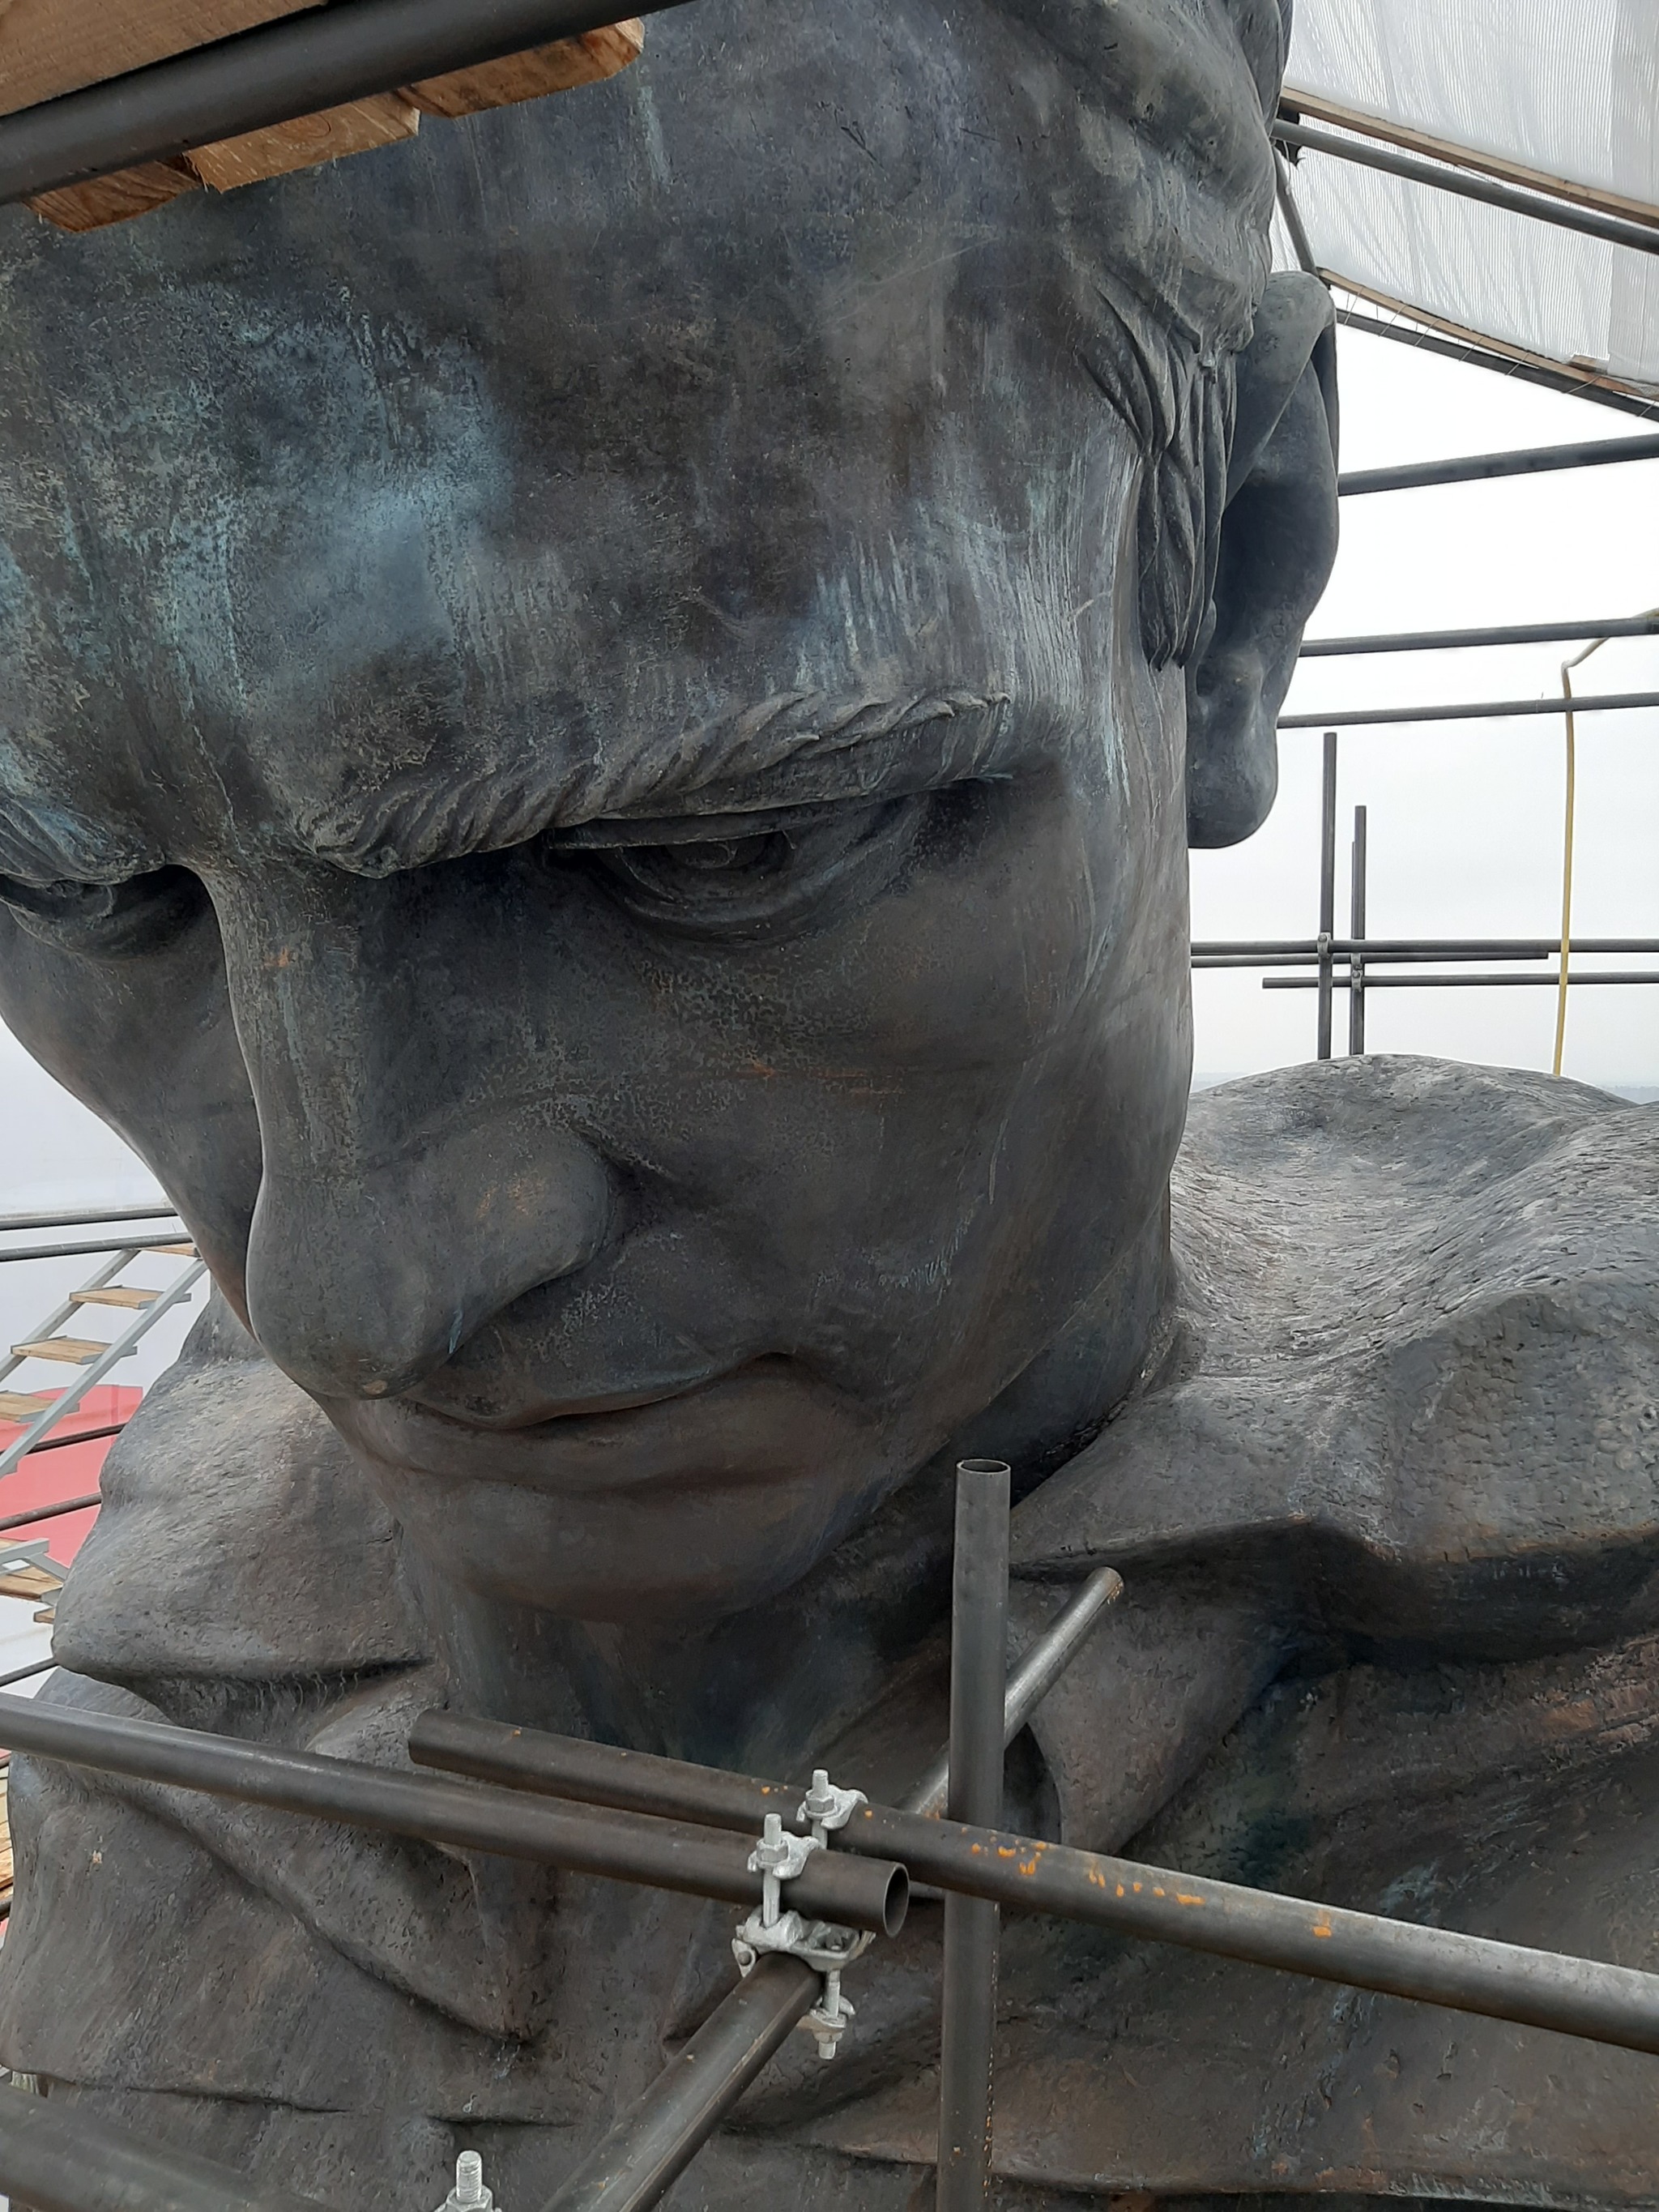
[
  {"xmin": 0, "ymin": 866, "xmax": 207, "ymax": 954},
  {"xmin": 565, "ymin": 799, "xmax": 921, "ymax": 942}
]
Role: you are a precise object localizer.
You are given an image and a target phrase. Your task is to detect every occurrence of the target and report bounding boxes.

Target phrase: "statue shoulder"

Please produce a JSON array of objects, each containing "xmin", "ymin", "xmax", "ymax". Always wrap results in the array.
[{"xmin": 1016, "ymin": 1055, "xmax": 1659, "ymax": 1654}]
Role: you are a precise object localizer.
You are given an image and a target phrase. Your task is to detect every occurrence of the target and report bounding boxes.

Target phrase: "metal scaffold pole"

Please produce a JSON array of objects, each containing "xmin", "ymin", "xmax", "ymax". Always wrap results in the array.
[
  {"xmin": 1316, "ymin": 733, "xmax": 1338, "ymax": 1061},
  {"xmin": 936, "ymin": 1458, "xmax": 1011, "ymax": 2210}
]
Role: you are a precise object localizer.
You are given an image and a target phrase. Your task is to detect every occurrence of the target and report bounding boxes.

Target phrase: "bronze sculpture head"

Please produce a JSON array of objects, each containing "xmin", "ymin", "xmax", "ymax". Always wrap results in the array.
[{"xmin": 0, "ymin": 0, "xmax": 1334, "ymax": 1643}]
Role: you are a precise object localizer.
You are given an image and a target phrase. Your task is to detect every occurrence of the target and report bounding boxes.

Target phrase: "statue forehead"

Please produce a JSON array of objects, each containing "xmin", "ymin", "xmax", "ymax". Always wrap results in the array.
[{"xmin": 0, "ymin": 0, "xmax": 1254, "ymax": 881}]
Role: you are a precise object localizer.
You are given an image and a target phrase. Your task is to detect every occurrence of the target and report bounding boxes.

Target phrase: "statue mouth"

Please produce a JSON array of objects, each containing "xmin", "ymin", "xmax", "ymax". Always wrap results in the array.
[{"xmin": 329, "ymin": 1357, "xmax": 832, "ymax": 1498}]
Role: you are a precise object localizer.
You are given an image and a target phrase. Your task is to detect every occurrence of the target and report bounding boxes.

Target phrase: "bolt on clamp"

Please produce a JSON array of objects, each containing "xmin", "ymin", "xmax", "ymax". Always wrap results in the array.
[
  {"xmin": 799, "ymin": 1766, "xmax": 867, "ymax": 1844},
  {"xmin": 733, "ymin": 1797, "xmax": 876, "ymax": 2061},
  {"xmin": 437, "ymin": 2153, "xmax": 496, "ymax": 2212}
]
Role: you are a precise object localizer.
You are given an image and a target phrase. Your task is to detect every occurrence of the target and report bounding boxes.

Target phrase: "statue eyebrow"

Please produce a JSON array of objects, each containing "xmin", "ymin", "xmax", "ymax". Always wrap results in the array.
[{"xmin": 296, "ymin": 687, "xmax": 1020, "ymax": 877}]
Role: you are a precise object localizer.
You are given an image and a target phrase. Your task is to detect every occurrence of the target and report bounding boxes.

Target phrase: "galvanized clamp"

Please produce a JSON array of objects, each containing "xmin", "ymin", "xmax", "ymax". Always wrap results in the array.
[{"xmin": 732, "ymin": 1774, "xmax": 874, "ymax": 2061}]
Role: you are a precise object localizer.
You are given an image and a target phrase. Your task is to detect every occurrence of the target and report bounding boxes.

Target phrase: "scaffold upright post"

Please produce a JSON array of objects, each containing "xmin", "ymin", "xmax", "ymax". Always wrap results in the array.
[
  {"xmin": 1349, "ymin": 804, "xmax": 1368, "ymax": 1056},
  {"xmin": 936, "ymin": 1458, "xmax": 1011, "ymax": 2210},
  {"xmin": 1317, "ymin": 732, "xmax": 1338, "ymax": 1059}
]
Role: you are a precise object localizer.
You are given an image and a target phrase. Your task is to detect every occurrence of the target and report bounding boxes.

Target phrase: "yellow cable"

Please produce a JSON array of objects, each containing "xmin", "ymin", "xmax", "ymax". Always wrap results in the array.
[{"xmin": 1552, "ymin": 613, "xmax": 1659, "ymax": 1078}]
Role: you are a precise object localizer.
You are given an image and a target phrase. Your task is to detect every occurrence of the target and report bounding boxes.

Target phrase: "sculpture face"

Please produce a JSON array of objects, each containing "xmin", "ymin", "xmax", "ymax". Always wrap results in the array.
[{"xmin": 0, "ymin": 0, "xmax": 1320, "ymax": 1622}]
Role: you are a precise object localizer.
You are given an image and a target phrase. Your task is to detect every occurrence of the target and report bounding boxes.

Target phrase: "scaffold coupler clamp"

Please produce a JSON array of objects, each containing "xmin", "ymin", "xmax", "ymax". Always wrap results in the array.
[{"xmin": 732, "ymin": 1792, "xmax": 875, "ymax": 2062}]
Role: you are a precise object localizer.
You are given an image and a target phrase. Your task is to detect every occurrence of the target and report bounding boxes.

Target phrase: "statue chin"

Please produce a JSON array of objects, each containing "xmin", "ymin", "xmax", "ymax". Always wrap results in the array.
[{"xmin": 328, "ymin": 1360, "xmax": 913, "ymax": 1623}]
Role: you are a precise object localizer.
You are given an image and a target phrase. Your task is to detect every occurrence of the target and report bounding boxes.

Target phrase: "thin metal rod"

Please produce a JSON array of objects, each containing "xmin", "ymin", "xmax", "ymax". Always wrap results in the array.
[
  {"xmin": 1333, "ymin": 307, "xmax": 1659, "ymax": 426},
  {"xmin": 0, "ymin": 1262, "xmax": 206, "ymax": 1479},
  {"xmin": 1273, "ymin": 152, "xmax": 1319, "ymax": 275},
  {"xmin": 937, "ymin": 1459, "xmax": 1011, "ymax": 2212},
  {"xmin": 0, "ymin": 1492, "xmax": 100, "ymax": 1532},
  {"xmin": 411, "ymin": 1723, "xmax": 1659, "ymax": 2059},
  {"xmin": 1281, "ymin": 690, "xmax": 1659, "ymax": 729},
  {"xmin": 1348, "ymin": 805, "xmax": 1367, "ymax": 1057},
  {"xmin": 1279, "ymin": 89, "xmax": 1659, "ymax": 235},
  {"xmin": 0, "ymin": 0, "xmax": 695, "ymax": 207},
  {"xmin": 0, "ymin": 1236, "xmax": 193, "ymax": 1266},
  {"xmin": 1316, "ymin": 732, "xmax": 1337, "ymax": 1061},
  {"xmin": 0, "ymin": 1691, "xmax": 906, "ymax": 1933},
  {"xmin": 1265, "ymin": 971, "xmax": 1659, "ymax": 990},
  {"xmin": 1192, "ymin": 937, "xmax": 1659, "ymax": 962},
  {"xmin": 0, "ymin": 1658, "xmax": 58, "ymax": 1689},
  {"xmin": 0, "ymin": 1205, "xmax": 177, "ymax": 1236},
  {"xmin": 1336, "ymin": 433, "xmax": 1659, "ymax": 497},
  {"xmin": 1273, "ymin": 119, "xmax": 1659, "ymax": 261},
  {"xmin": 0, "ymin": 2085, "xmax": 331, "ymax": 2212},
  {"xmin": 1301, "ymin": 615, "xmax": 1659, "ymax": 655},
  {"xmin": 12, "ymin": 1428, "xmax": 122, "ymax": 1456},
  {"xmin": 542, "ymin": 1954, "xmax": 821, "ymax": 2212},
  {"xmin": 905, "ymin": 1566, "xmax": 1123, "ymax": 1821}
]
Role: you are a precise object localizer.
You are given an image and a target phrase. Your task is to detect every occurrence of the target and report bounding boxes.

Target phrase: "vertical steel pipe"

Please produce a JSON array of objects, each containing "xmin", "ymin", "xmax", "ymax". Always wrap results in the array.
[
  {"xmin": 904, "ymin": 1565, "xmax": 1122, "ymax": 1819},
  {"xmin": 1316, "ymin": 732, "xmax": 1338, "ymax": 1060},
  {"xmin": 1349, "ymin": 803, "xmax": 1368, "ymax": 1056},
  {"xmin": 936, "ymin": 1459, "xmax": 1011, "ymax": 2210},
  {"xmin": 541, "ymin": 1954, "xmax": 821, "ymax": 2212}
]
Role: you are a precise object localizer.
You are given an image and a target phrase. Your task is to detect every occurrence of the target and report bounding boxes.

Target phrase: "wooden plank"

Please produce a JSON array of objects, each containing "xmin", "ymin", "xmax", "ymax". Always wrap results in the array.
[
  {"xmin": 0, "ymin": 0, "xmax": 322, "ymax": 122},
  {"xmin": 0, "ymin": 1393, "xmax": 53, "ymax": 1422},
  {"xmin": 25, "ymin": 159, "xmax": 199, "ymax": 233},
  {"xmin": 407, "ymin": 21, "xmax": 644, "ymax": 118},
  {"xmin": 186, "ymin": 92, "xmax": 418, "ymax": 189},
  {"xmin": 0, "ymin": 1564, "xmax": 62, "ymax": 1602},
  {"xmin": 10, "ymin": 1337, "xmax": 115, "ymax": 1365},
  {"xmin": 1282, "ymin": 88, "xmax": 1659, "ymax": 235},
  {"xmin": 72, "ymin": 1287, "xmax": 161, "ymax": 1310},
  {"xmin": 143, "ymin": 1242, "xmax": 197, "ymax": 1256}
]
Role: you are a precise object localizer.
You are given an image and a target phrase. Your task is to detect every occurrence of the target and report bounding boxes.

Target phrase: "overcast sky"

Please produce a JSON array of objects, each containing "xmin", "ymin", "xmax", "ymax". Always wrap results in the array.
[{"xmin": 2, "ymin": 321, "xmax": 1655, "ymax": 1270}]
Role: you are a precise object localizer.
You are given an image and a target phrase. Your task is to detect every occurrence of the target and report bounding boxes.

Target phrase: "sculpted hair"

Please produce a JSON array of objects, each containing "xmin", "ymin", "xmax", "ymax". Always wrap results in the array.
[{"xmin": 991, "ymin": 0, "xmax": 1292, "ymax": 665}]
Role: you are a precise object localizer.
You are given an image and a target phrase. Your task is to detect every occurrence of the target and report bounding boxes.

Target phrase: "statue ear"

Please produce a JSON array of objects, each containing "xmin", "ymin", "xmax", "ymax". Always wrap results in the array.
[{"xmin": 1186, "ymin": 272, "xmax": 1339, "ymax": 848}]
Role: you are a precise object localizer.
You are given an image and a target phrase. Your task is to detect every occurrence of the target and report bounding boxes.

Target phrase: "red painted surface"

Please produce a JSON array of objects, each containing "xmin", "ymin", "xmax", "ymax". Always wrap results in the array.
[{"xmin": 0, "ymin": 1386, "xmax": 139, "ymax": 1564}]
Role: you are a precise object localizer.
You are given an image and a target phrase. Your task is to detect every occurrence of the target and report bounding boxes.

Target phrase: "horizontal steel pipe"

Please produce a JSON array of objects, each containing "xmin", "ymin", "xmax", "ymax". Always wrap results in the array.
[
  {"xmin": 0, "ymin": 1205, "xmax": 177, "ymax": 1236},
  {"xmin": 1301, "ymin": 615, "xmax": 1659, "ymax": 655},
  {"xmin": 1336, "ymin": 433, "xmax": 1659, "ymax": 497},
  {"xmin": 0, "ymin": 1492, "xmax": 101, "ymax": 1531},
  {"xmin": 414, "ymin": 1710, "xmax": 803, "ymax": 1836},
  {"xmin": 14, "ymin": 1427, "xmax": 122, "ymax": 1456},
  {"xmin": 413, "ymin": 1718, "xmax": 1659, "ymax": 2056},
  {"xmin": 0, "ymin": 1239, "xmax": 156, "ymax": 1266},
  {"xmin": 1191, "ymin": 937, "xmax": 1659, "ymax": 962},
  {"xmin": 543, "ymin": 1954, "xmax": 821, "ymax": 2212},
  {"xmin": 0, "ymin": 0, "xmax": 695, "ymax": 207},
  {"xmin": 1273, "ymin": 120, "xmax": 1659, "ymax": 260},
  {"xmin": 0, "ymin": 1693, "xmax": 904, "ymax": 1935},
  {"xmin": 1265, "ymin": 971, "xmax": 1659, "ymax": 990},
  {"xmin": 1279, "ymin": 690, "xmax": 1659, "ymax": 729},
  {"xmin": 1333, "ymin": 307, "xmax": 1659, "ymax": 429},
  {"xmin": 0, "ymin": 2086, "xmax": 329, "ymax": 2212}
]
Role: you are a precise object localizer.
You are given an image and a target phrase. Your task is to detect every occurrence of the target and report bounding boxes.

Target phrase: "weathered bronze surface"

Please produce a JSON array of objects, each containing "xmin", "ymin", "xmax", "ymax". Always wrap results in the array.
[{"xmin": 0, "ymin": 2, "xmax": 1654, "ymax": 2206}]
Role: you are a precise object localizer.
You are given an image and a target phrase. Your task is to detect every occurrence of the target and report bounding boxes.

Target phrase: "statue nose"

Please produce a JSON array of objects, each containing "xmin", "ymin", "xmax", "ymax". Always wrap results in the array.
[
  {"xmin": 245, "ymin": 1127, "xmax": 612, "ymax": 1401},
  {"xmin": 217, "ymin": 857, "xmax": 616, "ymax": 1402}
]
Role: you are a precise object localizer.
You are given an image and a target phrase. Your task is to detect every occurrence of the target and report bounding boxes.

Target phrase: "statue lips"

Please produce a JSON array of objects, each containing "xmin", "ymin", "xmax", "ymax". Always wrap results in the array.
[{"xmin": 331, "ymin": 1358, "xmax": 854, "ymax": 1499}]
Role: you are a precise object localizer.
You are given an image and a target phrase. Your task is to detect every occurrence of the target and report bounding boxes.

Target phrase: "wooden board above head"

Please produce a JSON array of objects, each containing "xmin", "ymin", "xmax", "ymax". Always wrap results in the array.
[
  {"xmin": 0, "ymin": 0, "xmax": 322, "ymax": 121},
  {"xmin": 15, "ymin": 10, "xmax": 645, "ymax": 231},
  {"xmin": 407, "ymin": 22, "xmax": 646, "ymax": 118},
  {"xmin": 187, "ymin": 91, "xmax": 420, "ymax": 191}
]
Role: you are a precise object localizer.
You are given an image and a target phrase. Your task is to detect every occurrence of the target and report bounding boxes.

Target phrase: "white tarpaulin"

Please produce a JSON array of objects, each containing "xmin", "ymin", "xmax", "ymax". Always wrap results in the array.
[{"xmin": 1277, "ymin": 0, "xmax": 1659, "ymax": 404}]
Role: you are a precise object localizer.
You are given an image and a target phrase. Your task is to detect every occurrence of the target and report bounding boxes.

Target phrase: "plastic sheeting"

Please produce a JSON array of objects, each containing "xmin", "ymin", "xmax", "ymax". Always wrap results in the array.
[{"xmin": 1277, "ymin": 0, "xmax": 1659, "ymax": 400}]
